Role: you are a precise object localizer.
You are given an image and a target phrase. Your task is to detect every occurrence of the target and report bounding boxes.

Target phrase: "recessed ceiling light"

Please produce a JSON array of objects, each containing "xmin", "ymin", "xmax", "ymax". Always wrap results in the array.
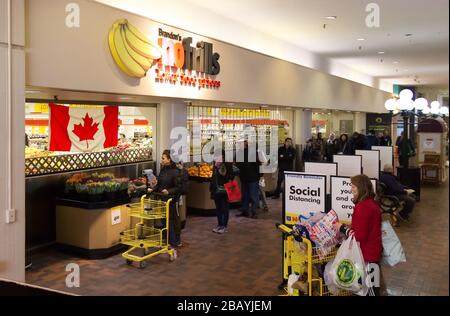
[
  {"xmin": 325, "ymin": 16, "xmax": 337, "ymax": 20},
  {"xmin": 378, "ymin": 51, "xmax": 385, "ymax": 54},
  {"xmin": 357, "ymin": 38, "xmax": 366, "ymax": 41},
  {"xmin": 393, "ymin": 61, "xmax": 399, "ymax": 64}
]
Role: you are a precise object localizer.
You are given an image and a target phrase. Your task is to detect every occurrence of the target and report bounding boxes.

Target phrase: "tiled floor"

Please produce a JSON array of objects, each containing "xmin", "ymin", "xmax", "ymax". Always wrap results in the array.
[{"xmin": 26, "ymin": 176, "xmax": 449, "ymax": 296}]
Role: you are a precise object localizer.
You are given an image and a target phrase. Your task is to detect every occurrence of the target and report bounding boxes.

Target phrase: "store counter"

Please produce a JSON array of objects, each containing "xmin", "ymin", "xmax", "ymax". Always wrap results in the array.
[{"xmin": 55, "ymin": 197, "xmax": 131, "ymax": 259}]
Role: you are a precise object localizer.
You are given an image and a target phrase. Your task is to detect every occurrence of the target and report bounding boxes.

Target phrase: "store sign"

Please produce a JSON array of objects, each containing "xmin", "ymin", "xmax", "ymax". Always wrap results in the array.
[
  {"xmin": 108, "ymin": 19, "xmax": 221, "ymax": 89},
  {"xmin": 111, "ymin": 208, "xmax": 121, "ymax": 225},
  {"xmin": 423, "ymin": 138, "xmax": 435, "ymax": 149},
  {"xmin": 330, "ymin": 176, "xmax": 377, "ymax": 222},
  {"xmin": 284, "ymin": 172, "xmax": 326, "ymax": 225}
]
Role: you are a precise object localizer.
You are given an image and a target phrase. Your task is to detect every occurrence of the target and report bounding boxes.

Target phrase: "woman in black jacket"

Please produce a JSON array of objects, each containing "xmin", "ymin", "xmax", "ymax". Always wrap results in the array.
[
  {"xmin": 148, "ymin": 150, "xmax": 182, "ymax": 248},
  {"xmin": 209, "ymin": 151, "xmax": 234, "ymax": 234}
]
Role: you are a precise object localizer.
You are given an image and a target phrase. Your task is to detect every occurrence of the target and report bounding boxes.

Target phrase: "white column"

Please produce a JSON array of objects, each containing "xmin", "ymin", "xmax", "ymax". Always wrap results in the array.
[
  {"xmin": 354, "ymin": 112, "xmax": 367, "ymax": 134},
  {"xmin": 156, "ymin": 102, "xmax": 187, "ymax": 172},
  {"xmin": 294, "ymin": 109, "xmax": 312, "ymax": 145},
  {"xmin": 0, "ymin": 0, "xmax": 25, "ymax": 282}
]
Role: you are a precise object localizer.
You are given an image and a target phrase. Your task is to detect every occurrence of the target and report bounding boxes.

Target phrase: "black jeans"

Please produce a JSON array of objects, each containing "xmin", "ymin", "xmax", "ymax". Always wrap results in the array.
[
  {"xmin": 214, "ymin": 195, "xmax": 230, "ymax": 227},
  {"xmin": 274, "ymin": 169, "xmax": 287, "ymax": 196},
  {"xmin": 398, "ymin": 194, "xmax": 415, "ymax": 218}
]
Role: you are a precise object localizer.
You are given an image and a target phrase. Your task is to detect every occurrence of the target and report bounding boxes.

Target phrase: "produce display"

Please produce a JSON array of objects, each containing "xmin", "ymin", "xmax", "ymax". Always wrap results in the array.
[
  {"xmin": 64, "ymin": 172, "xmax": 130, "ymax": 202},
  {"xmin": 188, "ymin": 163, "xmax": 213, "ymax": 178}
]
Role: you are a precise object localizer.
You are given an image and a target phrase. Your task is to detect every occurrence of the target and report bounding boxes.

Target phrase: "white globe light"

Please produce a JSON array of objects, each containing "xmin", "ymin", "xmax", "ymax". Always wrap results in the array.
[
  {"xmin": 405, "ymin": 99, "xmax": 415, "ymax": 111},
  {"xmin": 384, "ymin": 98, "xmax": 397, "ymax": 111},
  {"xmin": 396, "ymin": 98, "xmax": 408, "ymax": 111},
  {"xmin": 430, "ymin": 101, "xmax": 441, "ymax": 109},
  {"xmin": 439, "ymin": 106, "xmax": 449, "ymax": 116},
  {"xmin": 414, "ymin": 98, "xmax": 428, "ymax": 111},
  {"xmin": 422, "ymin": 106, "xmax": 431, "ymax": 114},
  {"xmin": 399, "ymin": 89, "xmax": 413, "ymax": 100}
]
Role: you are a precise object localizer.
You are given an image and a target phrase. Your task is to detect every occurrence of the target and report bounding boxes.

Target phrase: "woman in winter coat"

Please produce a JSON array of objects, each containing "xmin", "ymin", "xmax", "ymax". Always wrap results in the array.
[
  {"xmin": 209, "ymin": 151, "xmax": 234, "ymax": 234},
  {"xmin": 148, "ymin": 150, "xmax": 182, "ymax": 248},
  {"xmin": 338, "ymin": 174, "xmax": 382, "ymax": 295}
]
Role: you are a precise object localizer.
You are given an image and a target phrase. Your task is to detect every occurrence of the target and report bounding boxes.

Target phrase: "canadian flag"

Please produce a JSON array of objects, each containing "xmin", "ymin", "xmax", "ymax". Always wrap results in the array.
[{"xmin": 49, "ymin": 103, "xmax": 118, "ymax": 152}]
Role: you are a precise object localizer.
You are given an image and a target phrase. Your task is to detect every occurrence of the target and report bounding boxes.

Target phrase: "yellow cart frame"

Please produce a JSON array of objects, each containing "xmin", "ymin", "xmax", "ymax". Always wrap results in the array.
[
  {"xmin": 277, "ymin": 223, "xmax": 352, "ymax": 296},
  {"xmin": 121, "ymin": 195, "xmax": 176, "ymax": 268}
]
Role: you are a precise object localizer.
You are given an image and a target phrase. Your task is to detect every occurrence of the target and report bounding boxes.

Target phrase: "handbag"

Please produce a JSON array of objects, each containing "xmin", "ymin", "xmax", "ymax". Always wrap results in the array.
[{"xmin": 224, "ymin": 180, "xmax": 241, "ymax": 202}]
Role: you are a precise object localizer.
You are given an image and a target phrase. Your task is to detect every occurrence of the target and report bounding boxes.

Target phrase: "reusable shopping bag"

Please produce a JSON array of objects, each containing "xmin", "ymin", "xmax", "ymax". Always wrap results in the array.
[
  {"xmin": 381, "ymin": 221, "xmax": 406, "ymax": 267},
  {"xmin": 224, "ymin": 180, "xmax": 241, "ymax": 202},
  {"xmin": 308, "ymin": 210, "xmax": 341, "ymax": 259},
  {"xmin": 330, "ymin": 236, "xmax": 368, "ymax": 296}
]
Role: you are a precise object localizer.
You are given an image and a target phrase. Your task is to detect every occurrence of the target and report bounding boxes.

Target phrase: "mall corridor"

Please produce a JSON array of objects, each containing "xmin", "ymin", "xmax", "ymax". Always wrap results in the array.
[{"xmin": 26, "ymin": 174, "xmax": 449, "ymax": 296}]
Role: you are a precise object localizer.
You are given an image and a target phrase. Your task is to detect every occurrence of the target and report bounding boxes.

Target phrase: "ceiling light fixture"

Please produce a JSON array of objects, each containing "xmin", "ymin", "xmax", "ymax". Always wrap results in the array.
[
  {"xmin": 378, "ymin": 51, "xmax": 385, "ymax": 54},
  {"xmin": 325, "ymin": 16, "xmax": 337, "ymax": 20},
  {"xmin": 357, "ymin": 38, "xmax": 366, "ymax": 41},
  {"xmin": 393, "ymin": 61, "xmax": 399, "ymax": 64}
]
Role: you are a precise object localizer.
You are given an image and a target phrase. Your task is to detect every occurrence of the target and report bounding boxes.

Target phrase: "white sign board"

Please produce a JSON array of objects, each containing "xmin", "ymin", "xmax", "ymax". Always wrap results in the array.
[
  {"xmin": 371, "ymin": 146, "xmax": 393, "ymax": 171},
  {"xmin": 333, "ymin": 155, "xmax": 362, "ymax": 177},
  {"xmin": 111, "ymin": 207, "xmax": 121, "ymax": 225},
  {"xmin": 330, "ymin": 176, "xmax": 377, "ymax": 223},
  {"xmin": 355, "ymin": 150, "xmax": 380, "ymax": 180},
  {"xmin": 304, "ymin": 162, "xmax": 337, "ymax": 194},
  {"xmin": 284, "ymin": 172, "xmax": 326, "ymax": 225}
]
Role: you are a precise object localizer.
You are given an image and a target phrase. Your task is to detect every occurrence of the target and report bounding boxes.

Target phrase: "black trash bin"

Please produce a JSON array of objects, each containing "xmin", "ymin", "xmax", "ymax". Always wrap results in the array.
[{"xmin": 397, "ymin": 166, "xmax": 421, "ymax": 201}]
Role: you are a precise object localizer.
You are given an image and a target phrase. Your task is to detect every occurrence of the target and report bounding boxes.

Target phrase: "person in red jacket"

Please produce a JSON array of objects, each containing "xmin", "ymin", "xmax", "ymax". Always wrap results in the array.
[{"xmin": 338, "ymin": 174, "xmax": 382, "ymax": 295}]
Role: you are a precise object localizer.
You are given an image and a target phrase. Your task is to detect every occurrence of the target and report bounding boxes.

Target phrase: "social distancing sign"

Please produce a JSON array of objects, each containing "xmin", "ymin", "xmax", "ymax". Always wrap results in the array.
[
  {"xmin": 284, "ymin": 172, "xmax": 325, "ymax": 224},
  {"xmin": 330, "ymin": 176, "xmax": 377, "ymax": 223}
]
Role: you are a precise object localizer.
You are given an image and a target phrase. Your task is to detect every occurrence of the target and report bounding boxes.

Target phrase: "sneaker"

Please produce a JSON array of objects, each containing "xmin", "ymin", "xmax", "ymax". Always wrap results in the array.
[
  {"xmin": 236, "ymin": 212, "xmax": 249, "ymax": 217},
  {"xmin": 212, "ymin": 226, "xmax": 221, "ymax": 233},
  {"xmin": 216, "ymin": 226, "xmax": 226, "ymax": 234}
]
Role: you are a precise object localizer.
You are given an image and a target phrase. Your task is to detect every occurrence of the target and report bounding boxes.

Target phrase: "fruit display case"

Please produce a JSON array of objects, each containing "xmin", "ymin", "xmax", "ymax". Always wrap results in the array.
[{"xmin": 25, "ymin": 147, "xmax": 152, "ymax": 177}]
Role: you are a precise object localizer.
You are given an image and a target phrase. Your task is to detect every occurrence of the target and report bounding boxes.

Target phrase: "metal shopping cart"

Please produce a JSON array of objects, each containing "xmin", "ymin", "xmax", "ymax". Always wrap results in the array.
[
  {"xmin": 276, "ymin": 223, "xmax": 353, "ymax": 296},
  {"xmin": 120, "ymin": 194, "xmax": 176, "ymax": 268}
]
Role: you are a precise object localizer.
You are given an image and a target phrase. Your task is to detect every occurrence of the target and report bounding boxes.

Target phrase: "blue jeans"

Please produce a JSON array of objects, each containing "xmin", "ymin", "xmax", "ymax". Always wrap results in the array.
[
  {"xmin": 214, "ymin": 195, "xmax": 230, "ymax": 227},
  {"xmin": 241, "ymin": 181, "xmax": 259, "ymax": 215}
]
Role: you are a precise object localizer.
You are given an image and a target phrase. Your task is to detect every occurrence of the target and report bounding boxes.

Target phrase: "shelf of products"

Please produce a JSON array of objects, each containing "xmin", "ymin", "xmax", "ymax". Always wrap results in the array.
[{"xmin": 187, "ymin": 106, "xmax": 291, "ymax": 153}]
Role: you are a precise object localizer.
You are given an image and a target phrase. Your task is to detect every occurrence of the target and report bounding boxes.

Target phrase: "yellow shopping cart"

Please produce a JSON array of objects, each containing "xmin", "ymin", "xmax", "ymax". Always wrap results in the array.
[
  {"xmin": 120, "ymin": 194, "xmax": 176, "ymax": 268},
  {"xmin": 276, "ymin": 223, "xmax": 352, "ymax": 296}
]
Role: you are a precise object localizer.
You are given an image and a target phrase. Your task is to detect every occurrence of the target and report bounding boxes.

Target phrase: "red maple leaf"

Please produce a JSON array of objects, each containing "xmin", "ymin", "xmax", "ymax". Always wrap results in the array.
[{"xmin": 72, "ymin": 113, "xmax": 99, "ymax": 149}]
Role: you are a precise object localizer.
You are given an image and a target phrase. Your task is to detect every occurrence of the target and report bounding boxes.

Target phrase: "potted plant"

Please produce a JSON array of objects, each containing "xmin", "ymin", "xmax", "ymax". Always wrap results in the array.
[
  {"xmin": 104, "ymin": 181, "xmax": 120, "ymax": 200},
  {"xmin": 115, "ymin": 178, "xmax": 130, "ymax": 199},
  {"xmin": 75, "ymin": 183, "xmax": 89, "ymax": 202},
  {"xmin": 87, "ymin": 182, "xmax": 105, "ymax": 202}
]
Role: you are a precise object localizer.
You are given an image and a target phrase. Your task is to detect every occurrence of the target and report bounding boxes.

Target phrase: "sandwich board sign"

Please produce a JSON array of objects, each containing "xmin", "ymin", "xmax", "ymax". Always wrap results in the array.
[{"xmin": 284, "ymin": 172, "xmax": 326, "ymax": 225}]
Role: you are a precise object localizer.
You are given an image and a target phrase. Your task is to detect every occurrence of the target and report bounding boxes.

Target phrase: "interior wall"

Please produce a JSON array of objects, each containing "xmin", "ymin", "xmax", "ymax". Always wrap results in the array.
[
  {"xmin": 0, "ymin": 0, "xmax": 26, "ymax": 282},
  {"xmin": 26, "ymin": 0, "xmax": 391, "ymax": 113}
]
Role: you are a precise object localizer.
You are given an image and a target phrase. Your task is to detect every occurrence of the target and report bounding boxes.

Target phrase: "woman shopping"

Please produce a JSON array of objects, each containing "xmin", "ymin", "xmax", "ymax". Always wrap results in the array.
[
  {"xmin": 148, "ymin": 150, "xmax": 182, "ymax": 248},
  {"xmin": 337, "ymin": 174, "xmax": 382, "ymax": 296},
  {"xmin": 210, "ymin": 150, "xmax": 234, "ymax": 234}
]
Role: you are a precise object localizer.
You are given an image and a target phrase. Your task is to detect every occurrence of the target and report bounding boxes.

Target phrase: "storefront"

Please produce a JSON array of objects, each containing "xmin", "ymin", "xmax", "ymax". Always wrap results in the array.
[{"xmin": 1, "ymin": 0, "xmax": 392, "ymax": 282}]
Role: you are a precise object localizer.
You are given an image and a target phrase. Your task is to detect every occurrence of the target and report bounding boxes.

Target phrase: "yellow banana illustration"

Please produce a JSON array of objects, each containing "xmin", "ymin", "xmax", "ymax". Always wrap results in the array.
[
  {"xmin": 120, "ymin": 25, "xmax": 151, "ymax": 71},
  {"xmin": 124, "ymin": 24, "xmax": 163, "ymax": 60},
  {"xmin": 108, "ymin": 19, "xmax": 163, "ymax": 78},
  {"xmin": 108, "ymin": 23, "xmax": 135, "ymax": 77},
  {"xmin": 113, "ymin": 22, "xmax": 146, "ymax": 77}
]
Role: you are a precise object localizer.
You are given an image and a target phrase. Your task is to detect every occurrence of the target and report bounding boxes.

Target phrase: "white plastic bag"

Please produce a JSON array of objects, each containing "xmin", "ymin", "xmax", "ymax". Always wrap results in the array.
[
  {"xmin": 324, "ymin": 261, "xmax": 341, "ymax": 296},
  {"xmin": 381, "ymin": 221, "xmax": 406, "ymax": 266},
  {"xmin": 330, "ymin": 236, "xmax": 368, "ymax": 296}
]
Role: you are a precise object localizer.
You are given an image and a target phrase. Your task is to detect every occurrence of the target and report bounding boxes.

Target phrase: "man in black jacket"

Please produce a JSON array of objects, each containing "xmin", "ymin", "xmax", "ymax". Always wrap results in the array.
[
  {"xmin": 273, "ymin": 138, "xmax": 296, "ymax": 199},
  {"xmin": 380, "ymin": 164, "xmax": 415, "ymax": 221},
  {"xmin": 236, "ymin": 140, "xmax": 261, "ymax": 218}
]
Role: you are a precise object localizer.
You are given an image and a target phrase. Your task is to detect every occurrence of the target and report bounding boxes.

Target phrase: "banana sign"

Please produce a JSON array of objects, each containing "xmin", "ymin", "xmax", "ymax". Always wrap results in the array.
[{"xmin": 108, "ymin": 19, "xmax": 221, "ymax": 88}]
